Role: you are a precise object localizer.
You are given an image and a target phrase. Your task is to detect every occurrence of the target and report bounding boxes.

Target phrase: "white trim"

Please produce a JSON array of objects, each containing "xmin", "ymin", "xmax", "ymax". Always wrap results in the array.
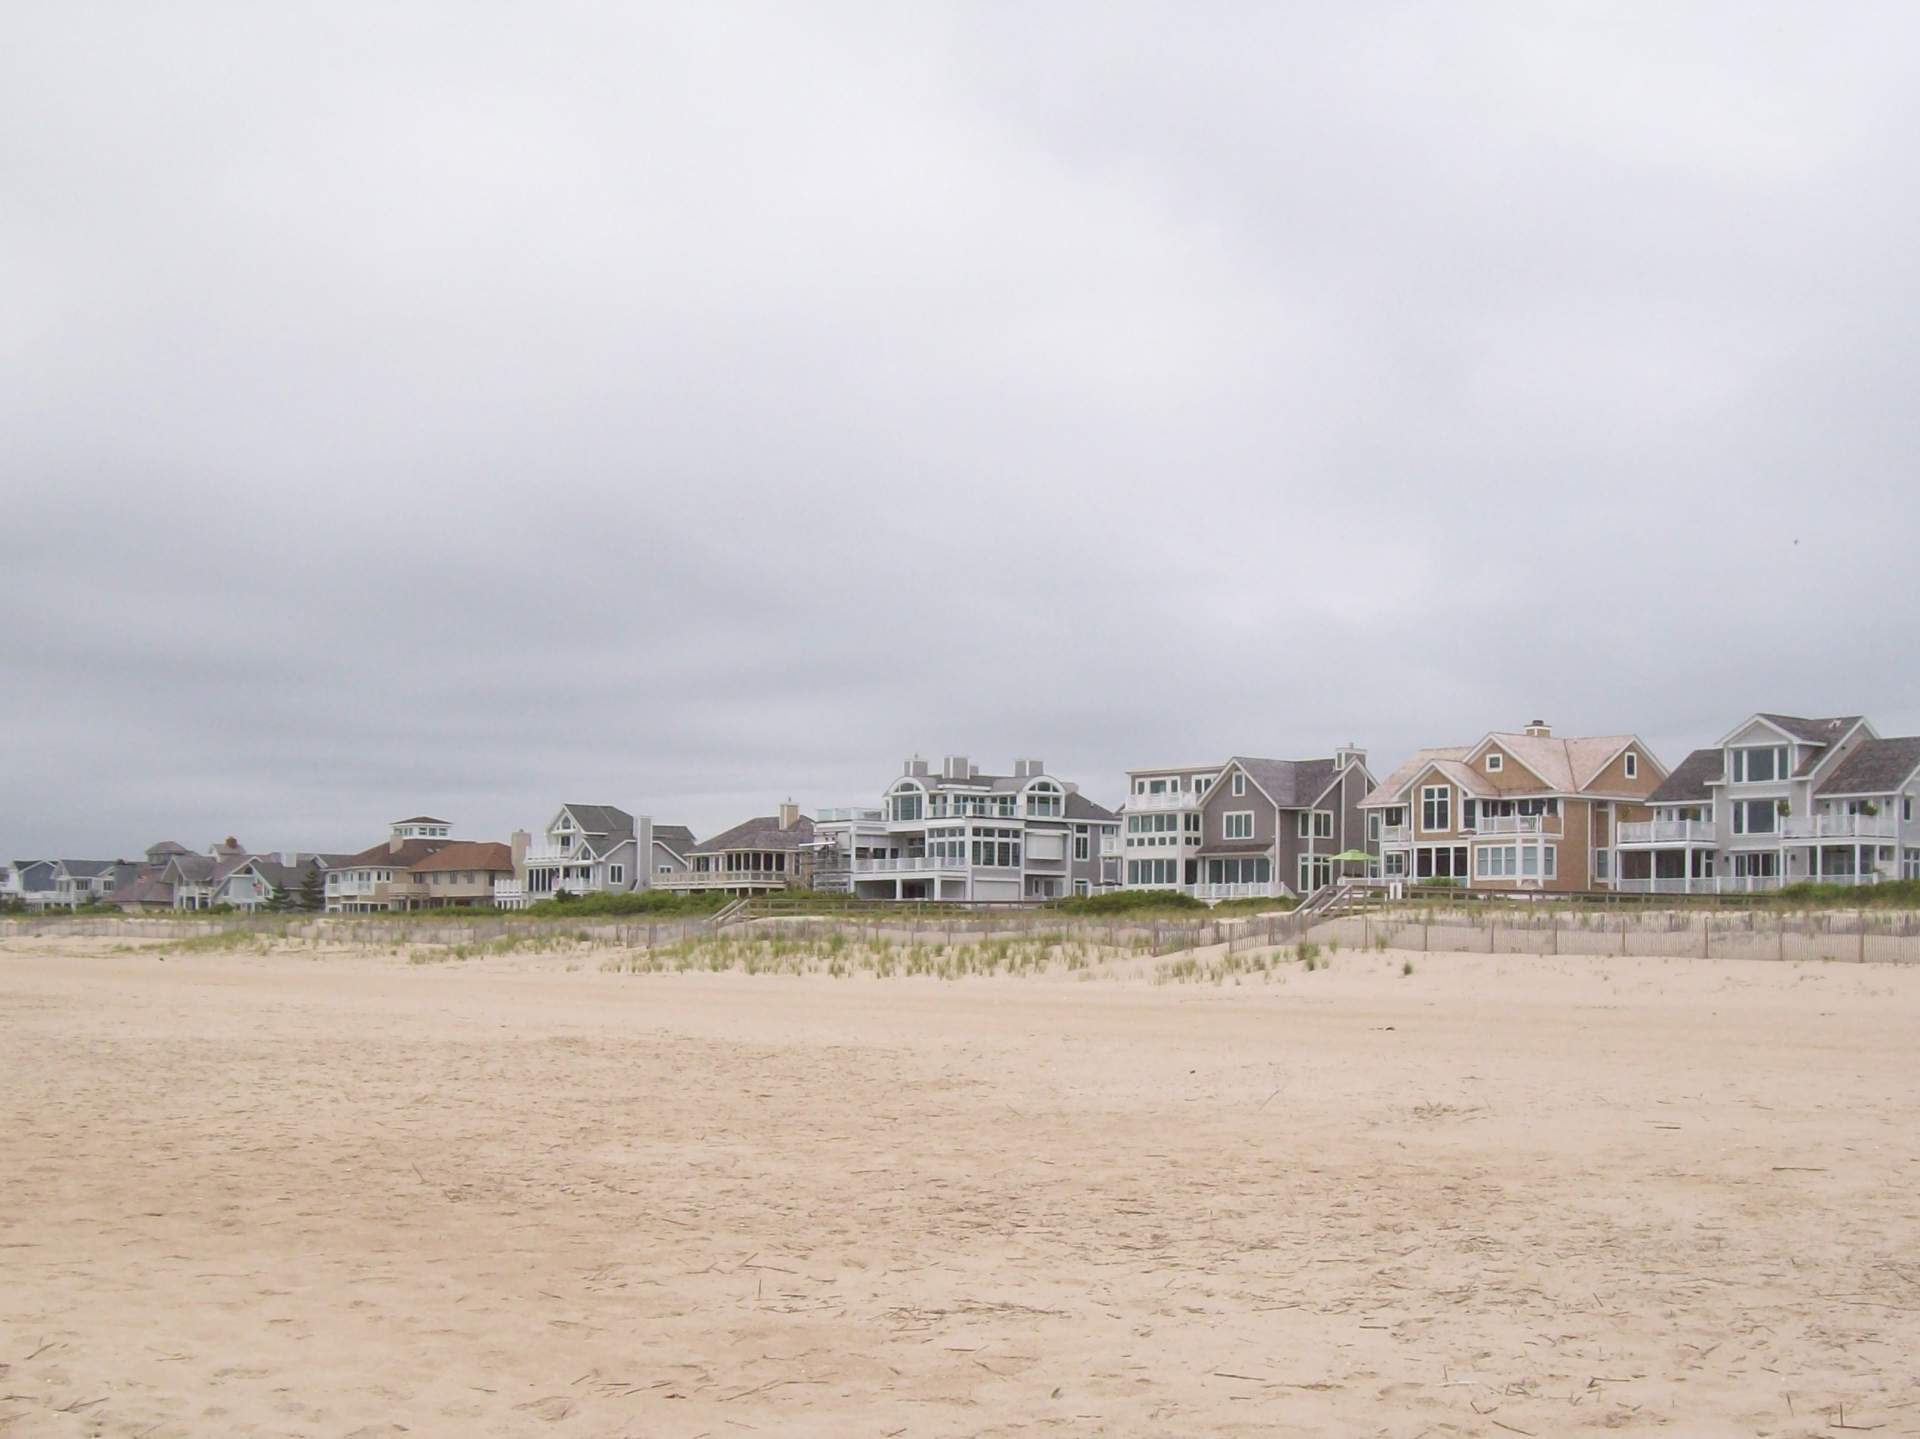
[
  {"xmin": 1222, "ymin": 810, "xmax": 1255, "ymax": 840},
  {"xmin": 1485, "ymin": 752, "xmax": 1503, "ymax": 773}
]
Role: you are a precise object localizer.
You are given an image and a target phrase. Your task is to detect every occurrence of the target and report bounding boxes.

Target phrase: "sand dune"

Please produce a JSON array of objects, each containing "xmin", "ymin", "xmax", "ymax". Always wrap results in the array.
[{"xmin": 2, "ymin": 935, "xmax": 1917, "ymax": 1436}]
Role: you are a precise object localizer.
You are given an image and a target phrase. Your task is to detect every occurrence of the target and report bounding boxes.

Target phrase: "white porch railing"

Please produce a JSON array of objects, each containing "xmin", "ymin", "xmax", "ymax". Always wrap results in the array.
[
  {"xmin": 1476, "ymin": 814, "xmax": 1560, "ymax": 835},
  {"xmin": 1618, "ymin": 819, "xmax": 1715, "ymax": 845},
  {"xmin": 1616, "ymin": 875, "xmax": 1791, "ymax": 895},
  {"xmin": 850, "ymin": 856, "xmax": 967, "ymax": 874},
  {"xmin": 1189, "ymin": 881, "xmax": 1289, "ymax": 902},
  {"xmin": 673, "ymin": 869, "xmax": 792, "ymax": 887},
  {"xmin": 1125, "ymin": 791, "xmax": 1203, "ymax": 812},
  {"xmin": 493, "ymin": 881, "xmax": 526, "ymax": 908},
  {"xmin": 1781, "ymin": 814, "xmax": 1900, "ymax": 841},
  {"xmin": 1379, "ymin": 825, "xmax": 1410, "ymax": 845},
  {"xmin": 815, "ymin": 808, "xmax": 885, "ymax": 823},
  {"xmin": 523, "ymin": 844, "xmax": 585, "ymax": 865}
]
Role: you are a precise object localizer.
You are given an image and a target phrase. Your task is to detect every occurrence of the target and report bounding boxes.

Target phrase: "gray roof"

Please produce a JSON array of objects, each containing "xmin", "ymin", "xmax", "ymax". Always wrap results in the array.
[
  {"xmin": 1064, "ymin": 792, "xmax": 1117, "ymax": 822},
  {"xmin": 1230, "ymin": 756, "xmax": 1340, "ymax": 809},
  {"xmin": 1817, "ymin": 736, "xmax": 1920, "ymax": 797},
  {"xmin": 652, "ymin": 824, "xmax": 696, "ymax": 854},
  {"xmin": 1757, "ymin": 713, "xmax": 1862, "ymax": 744},
  {"xmin": 249, "ymin": 857, "xmax": 321, "ymax": 891},
  {"xmin": 691, "ymin": 814, "xmax": 816, "ymax": 853},
  {"xmin": 145, "ymin": 840, "xmax": 192, "ymax": 857},
  {"xmin": 1649, "ymin": 748, "xmax": 1722, "ymax": 804},
  {"xmin": 9, "ymin": 860, "xmax": 56, "ymax": 892},
  {"xmin": 58, "ymin": 859, "xmax": 117, "ymax": 879},
  {"xmin": 562, "ymin": 803, "xmax": 635, "ymax": 837},
  {"xmin": 168, "ymin": 854, "xmax": 216, "ymax": 883}
]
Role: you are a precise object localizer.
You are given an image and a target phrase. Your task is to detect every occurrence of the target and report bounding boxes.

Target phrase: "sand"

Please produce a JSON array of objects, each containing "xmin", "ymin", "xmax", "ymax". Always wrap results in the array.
[{"xmin": 2, "ymin": 934, "xmax": 1919, "ymax": 1438}]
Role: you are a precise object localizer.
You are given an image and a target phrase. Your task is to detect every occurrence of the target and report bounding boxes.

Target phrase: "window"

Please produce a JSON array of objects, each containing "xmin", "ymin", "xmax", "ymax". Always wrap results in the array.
[
  {"xmin": 1420, "ymin": 785, "xmax": 1451, "ymax": 833},
  {"xmin": 1367, "ymin": 813, "xmax": 1381, "ymax": 841},
  {"xmin": 1313, "ymin": 810, "xmax": 1333, "ymax": 839},
  {"xmin": 1486, "ymin": 752, "xmax": 1503, "ymax": 773},
  {"xmin": 1073, "ymin": 829, "xmax": 1089, "ymax": 861},
  {"xmin": 1232, "ymin": 771, "xmax": 1246, "ymax": 797},
  {"xmin": 1224, "ymin": 812, "xmax": 1254, "ymax": 840},
  {"xmin": 1730, "ymin": 745, "xmax": 1788, "ymax": 783},
  {"xmin": 1297, "ymin": 811, "xmax": 1311, "ymax": 838},
  {"xmin": 1595, "ymin": 848, "xmax": 1611, "ymax": 880},
  {"xmin": 1906, "ymin": 795, "xmax": 1914, "ymax": 822},
  {"xmin": 1624, "ymin": 751, "xmax": 1638, "ymax": 780},
  {"xmin": 1732, "ymin": 798, "xmax": 1779, "ymax": 835},
  {"xmin": 1463, "ymin": 799, "xmax": 1478, "ymax": 830},
  {"xmin": 609, "ymin": 864, "xmax": 624, "ymax": 885},
  {"xmin": 1383, "ymin": 851, "xmax": 1406, "ymax": 877},
  {"xmin": 890, "ymin": 787, "xmax": 924, "ymax": 822}
]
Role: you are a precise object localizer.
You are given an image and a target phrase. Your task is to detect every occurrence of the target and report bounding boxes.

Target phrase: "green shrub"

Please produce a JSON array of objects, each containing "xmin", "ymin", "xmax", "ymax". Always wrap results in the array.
[
  {"xmin": 520, "ymin": 890, "xmax": 725, "ymax": 918},
  {"xmin": 1050, "ymin": 889, "xmax": 1206, "ymax": 915}
]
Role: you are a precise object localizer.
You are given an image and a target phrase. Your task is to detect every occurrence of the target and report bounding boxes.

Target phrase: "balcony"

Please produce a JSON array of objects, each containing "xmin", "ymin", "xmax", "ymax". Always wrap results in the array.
[
  {"xmin": 1618, "ymin": 819, "xmax": 1715, "ymax": 846},
  {"xmin": 523, "ymin": 843, "xmax": 584, "ymax": 865},
  {"xmin": 850, "ymin": 856, "xmax": 968, "ymax": 875},
  {"xmin": 1476, "ymin": 814, "xmax": 1561, "ymax": 835},
  {"xmin": 1126, "ymin": 791, "xmax": 1204, "ymax": 813},
  {"xmin": 815, "ymin": 807, "xmax": 885, "ymax": 824},
  {"xmin": 670, "ymin": 868, "xmax": 792, "ymax": 889},
  {"xmin": 1378, "ymin": 825, "xmax": 1411, "ymax": 846},
  {"xmin": 1099, "ymin": 837, "xmax": 1122, "ymax": 857},
  {"xmin": 1781, "ymin": 814, "xmax": 1900, "ymax": 841}
]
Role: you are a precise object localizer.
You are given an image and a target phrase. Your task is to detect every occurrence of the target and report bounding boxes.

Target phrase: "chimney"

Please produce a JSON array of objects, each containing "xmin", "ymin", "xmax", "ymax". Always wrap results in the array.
[
  {"xmin": 943, "ymin": 755, "xmax": 970, "ymax": 780},
  {"xmin": 1335, "ymin": 742, "xmax": 1366, "ymax": 771},
  {"xmin": 1525, "ymin": 719, "xmax": 1552, "ymax": 738},
  {"xmin": 777, "ymin": 800, "xmax": 800, "ymax": 831},
  {"xmin": 905, "ymin": 756, "xmax": 930, "ymax": 778},
  {"xmin": 510, "ymin": 828, "xmax": 530, "ymax": 883}
]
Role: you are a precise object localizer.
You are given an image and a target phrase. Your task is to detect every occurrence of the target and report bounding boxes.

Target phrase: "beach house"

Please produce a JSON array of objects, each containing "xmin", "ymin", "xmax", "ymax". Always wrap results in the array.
[{"xmin": 1361, "ymin": 722, "xmax": 1664, "ymax": 891}]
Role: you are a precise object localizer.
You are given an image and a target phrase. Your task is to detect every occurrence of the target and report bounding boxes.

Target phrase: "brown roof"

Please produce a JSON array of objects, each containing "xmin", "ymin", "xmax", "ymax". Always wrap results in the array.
[
  {"xmin": 338, "ymin": 838, "xmax": 453, "ymax": 869},
  {"xmin": 408, "ymin": 841, "xmax": 513, "ymax": 874}
]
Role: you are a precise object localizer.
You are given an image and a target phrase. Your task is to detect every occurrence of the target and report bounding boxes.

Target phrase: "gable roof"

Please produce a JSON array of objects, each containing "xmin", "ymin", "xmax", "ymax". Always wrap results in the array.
[
  {"xmin": 1755, "ymin": 713, "xmax": 1864, "ymax": 744},
  {"xmin": 1360, "ymin": 747, "xmax": 1475, "ymax": 808},
  {"xmin": 57, "ymin": 859, "xmax": 117, "ymax": 879},
  {"xmin": 691, "ymin": 814, "xmax": 816, "ymax": 853},
  {"xmin": 1480, "ymin": 732, "xmax": 1651, "ymax": 792},
  {"xmin": 1064, "ymin": 791, "xmax": 1117, "ymax": 822},
  {"xmin": 652, "ymin": 824, "xmax": 696, "ymax": 856},
  {"xmin": 1649, "ymin": 748, "xmax": 1723, "ymax": 804},
  {"xmin": 112, "ymin": 873, "xmax": 175, "ymax": 906},
  {"xmin": 560, "ymin": 804, "xmax": 635, "ymax": 836},
  {"xmin": 1219, "ymin": 756, "xmax": 1352, "ymax": 810},
  {"xmin": 408, "ymin": 841, "xmax": 514, "ymax": 874},
  {"xmin": 145, "ymin": 840, "xmax": 192, "ymax": 858},
  {"xmin": 1816, "ymin": 736, "xmax": 1920, "ymax": 797},
  {"xmin": 390, "ymin": 815, "xmax": 451, "ymax": 826}
]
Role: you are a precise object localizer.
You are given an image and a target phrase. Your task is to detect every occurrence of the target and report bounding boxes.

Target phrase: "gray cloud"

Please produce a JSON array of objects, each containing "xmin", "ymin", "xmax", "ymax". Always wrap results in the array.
[{"xmin": 4, "ymin": 2, "xmax": 1917, "ymax": 859}]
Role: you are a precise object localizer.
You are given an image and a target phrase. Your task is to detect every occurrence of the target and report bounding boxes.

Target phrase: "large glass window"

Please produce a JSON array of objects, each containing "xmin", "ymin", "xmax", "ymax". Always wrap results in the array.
[
  {"xmin": 1730, "ymin": 745, "xmax": 1788, "ymax": 783},
  {"xmin": 1224, "ymin": 812, "xmax": 1254, "ymax": 840},
  {"xmin": 1421, "ymin": 786, "xmax": 1451, "ymax": 833},
  {"xmin": 1732, "ymin": 798, "xmax": 1779, "ymax": 834},
  {"xmin": 890, "ymin": 787, "xmax": 924, "ymax": 822}
]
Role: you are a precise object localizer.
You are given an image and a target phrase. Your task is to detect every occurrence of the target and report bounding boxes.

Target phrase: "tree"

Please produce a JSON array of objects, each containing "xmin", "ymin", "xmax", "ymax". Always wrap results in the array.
[{"xmin": 298, "ymin": 868, "xmax": 326, "ymax": 912}]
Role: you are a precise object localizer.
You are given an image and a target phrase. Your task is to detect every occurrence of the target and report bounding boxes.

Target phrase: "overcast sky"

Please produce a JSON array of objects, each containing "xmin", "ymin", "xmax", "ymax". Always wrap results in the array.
[{"xmin": 5, "ymin": 2, "xmax": 1918, "ymax": 859}]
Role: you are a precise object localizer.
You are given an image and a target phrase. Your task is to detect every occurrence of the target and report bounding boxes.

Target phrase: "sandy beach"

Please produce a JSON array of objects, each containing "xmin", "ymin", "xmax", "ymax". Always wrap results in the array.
[{"xmin": 3, "ymin": 933, "xmax": 1918, "ymax": 1437}]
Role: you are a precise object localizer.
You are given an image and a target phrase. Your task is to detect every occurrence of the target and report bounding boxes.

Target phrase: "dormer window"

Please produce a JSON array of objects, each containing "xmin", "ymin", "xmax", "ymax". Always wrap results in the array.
[{"xmin": 1486, "ymin": 753, "xmax": 1503, "ymax": 773}]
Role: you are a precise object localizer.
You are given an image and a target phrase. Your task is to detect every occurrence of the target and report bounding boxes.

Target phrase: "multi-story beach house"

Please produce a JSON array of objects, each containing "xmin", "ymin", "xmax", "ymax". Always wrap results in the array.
[
  {"xmin": 1616, "ymin": 713, "xmax": 1920, "ymax": 893},
  {"xmin": 809, "ymin": 756, "xmax": 1122, "ymax": 902},
  {"xmin": 1120, "ymin": 746, "xmax": 1376, "ymax": 900},
  {"xmin": 664, "ymin": 803, "xmax": 819, "ymax": 896},
  {"xmin": 324, "ymin": 818, "xmax": 458, "ymax": 913},
  {"xmin": 498, "ymin": 804, "xmax": 697, "ymax": 908},
  {"xmin": 1361, "ymin": 721, "xmax": 1664, "ymax": 891},
  {"xmin": 157, "ymin": 839, "xmax": 323, "ymax": 911}
]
